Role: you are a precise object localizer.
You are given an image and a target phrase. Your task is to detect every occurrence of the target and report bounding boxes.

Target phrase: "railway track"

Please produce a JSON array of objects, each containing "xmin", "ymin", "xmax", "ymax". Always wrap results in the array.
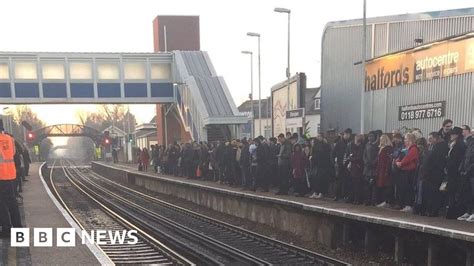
[
  {"xmin": 59, "ymin": 159, "xmax": 349, "ymax": 265},
  {"xmin": 48, "ymin": 160, "xmax": 193, "ymax": 265}
]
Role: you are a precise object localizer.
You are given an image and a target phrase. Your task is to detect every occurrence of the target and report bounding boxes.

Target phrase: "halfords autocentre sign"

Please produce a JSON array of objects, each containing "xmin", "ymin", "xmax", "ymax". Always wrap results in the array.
[{"xmin": 365, "ymin": 35, "xmax": 474, "ymax": 91}]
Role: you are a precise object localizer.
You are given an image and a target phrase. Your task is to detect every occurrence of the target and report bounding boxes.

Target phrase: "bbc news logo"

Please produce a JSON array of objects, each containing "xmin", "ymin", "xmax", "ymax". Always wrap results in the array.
[{"xmin": 11, "ymin": 228, "xmax": 138, "ymax": 247}]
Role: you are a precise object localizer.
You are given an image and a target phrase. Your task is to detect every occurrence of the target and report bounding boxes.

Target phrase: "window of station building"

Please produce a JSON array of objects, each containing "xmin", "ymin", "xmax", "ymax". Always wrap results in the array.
[
  {"xmin": 0, "ymin": 63, "xmax": 9, "ymax": 79},
  {"xmin": 70, "ymin": 62, "xmax": 92, "ymax": 80},
  {"xmin": 150, "ymin": 63, "xmax": 171, "ymax": 80},
  {"xmin": 124, "ymin": 62, "xmax": 146, "ymax": 80},
  {"xmin": 314, "ymin": 98, "xmax": 321, "ymax": 110},
  {"xmin": 14, "ymin": 62, "xmax": 37, "ymax": 79},
  {"xmin": 42, "ymin": 63, "xmax": 65, "ymax": 80},
  {"xmin": 97, "ymin": 63, "xmax": 120, "ymax": 80}
]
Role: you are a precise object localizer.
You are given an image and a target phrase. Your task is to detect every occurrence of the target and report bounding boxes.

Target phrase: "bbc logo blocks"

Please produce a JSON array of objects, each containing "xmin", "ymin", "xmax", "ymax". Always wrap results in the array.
[{"xmin": 11, "ymin": 228, "xmax": 76, "ymax": 247}]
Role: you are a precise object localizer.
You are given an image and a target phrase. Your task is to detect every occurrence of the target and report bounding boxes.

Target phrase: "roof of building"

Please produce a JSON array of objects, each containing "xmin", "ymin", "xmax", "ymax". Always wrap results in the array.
[
  {"xmin": 305, "ymin": 88, "xmax": 321, "ymax": 115},
  {"xmin": 135, "ymin": 123, "xmax": 156, "ymax": 131},
  {"xmin": 135, "ymin": 130, "xmax": 157, "ymax": 139},
  {"xmin": 180, "ymin": 51, "xmax": 239, "ymax": 117},
  {"xmin": 102, "ymin": 126, "xmax": 127, "ymax": 136},
  {"xmin": 237, "ymin": 98, "xmax": 271, "ymax": 119},
  {"xmin": 270, "ymin": 73, "xmax": 306, "ymax": 92},
  {"xmin": 325, "ymin": 8, "xmax": 474, "ymax": 29}
]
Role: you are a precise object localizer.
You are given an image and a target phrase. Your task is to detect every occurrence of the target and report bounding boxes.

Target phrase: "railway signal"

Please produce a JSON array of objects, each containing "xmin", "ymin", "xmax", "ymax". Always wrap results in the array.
[{"xmin": 27, "ymin": 131, "xmax": 35, "ymax": 142}]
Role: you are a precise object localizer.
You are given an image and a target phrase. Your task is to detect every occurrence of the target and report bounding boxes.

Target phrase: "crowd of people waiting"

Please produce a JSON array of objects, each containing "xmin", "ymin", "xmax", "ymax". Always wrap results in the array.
[{"xmin": 136, "ymin": 119, "xmax": 474, "ymax": 221}]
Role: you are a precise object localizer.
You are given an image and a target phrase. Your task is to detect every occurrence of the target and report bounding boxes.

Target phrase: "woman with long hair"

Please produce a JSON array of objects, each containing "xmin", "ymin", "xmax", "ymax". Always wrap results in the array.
[{"xmin": 375, "ymin": 135, "xmax": 393, "ymax": 207}]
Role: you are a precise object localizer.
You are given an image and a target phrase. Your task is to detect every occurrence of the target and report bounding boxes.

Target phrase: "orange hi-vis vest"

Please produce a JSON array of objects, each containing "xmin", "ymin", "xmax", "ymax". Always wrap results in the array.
[{"xmin": 0, "ymin": 133, "xmax": 16, "ymax": 180}]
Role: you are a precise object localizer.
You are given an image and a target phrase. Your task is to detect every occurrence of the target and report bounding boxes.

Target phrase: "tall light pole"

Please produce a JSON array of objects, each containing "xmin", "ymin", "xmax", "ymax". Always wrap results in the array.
[
  {"xmin": 241, "ymin": 51, "xmax": 254, "ymax": 139},
  {"xmin": 361, "ymin": 0, "xmax": 367, "ymax": 134},
  {"xmin": 247, "ymin": 32, "xmax": 261, "ymax": 137},
  {"xmin": 274, "ymin": 7, "xmax": 291, "ymax": 128}
]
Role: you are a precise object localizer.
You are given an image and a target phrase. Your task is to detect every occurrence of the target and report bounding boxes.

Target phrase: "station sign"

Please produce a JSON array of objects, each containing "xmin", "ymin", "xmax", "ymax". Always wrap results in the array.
[
  {"xmin": 398, "ymin": 101, "xmax": 445, "ymax": 121},
  {"xmin": 365, "ymin": 35, "xmax": 474, "ymax": 91},
  {"xmin": 285, "ymin": 108, "xmax": 305, "ymax": 128}
]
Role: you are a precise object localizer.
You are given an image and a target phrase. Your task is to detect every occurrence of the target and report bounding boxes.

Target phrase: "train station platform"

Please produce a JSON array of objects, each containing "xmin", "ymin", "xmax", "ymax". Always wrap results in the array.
[
  {"xmin": 0, "ymin": 163, "xmax": 101, "ymax": 265},
  {"xmin": 94, "ymin": 161, "xmax": 474, "ymax": 264}
]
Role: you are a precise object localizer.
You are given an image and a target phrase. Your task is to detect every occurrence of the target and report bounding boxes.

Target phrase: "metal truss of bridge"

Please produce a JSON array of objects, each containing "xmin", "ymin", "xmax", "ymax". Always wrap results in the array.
[
  {"xmin": 0, "ymin": 51, "xmax": 247, "ymax": 142},
  {"xmin": 28, "ymin": 124, "xmax": 103, "ymax": 146}
]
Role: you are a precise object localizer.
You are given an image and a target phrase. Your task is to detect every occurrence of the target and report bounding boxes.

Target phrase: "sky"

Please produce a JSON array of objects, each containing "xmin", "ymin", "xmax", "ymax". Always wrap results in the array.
[{"xmin": 0, "ymin": 0, "xmax": 472, "ymax": 125}]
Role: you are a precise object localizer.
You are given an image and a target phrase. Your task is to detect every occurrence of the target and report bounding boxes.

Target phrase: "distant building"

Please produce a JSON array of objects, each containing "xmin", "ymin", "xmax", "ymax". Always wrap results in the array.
[
  {"xmin": 152, "ymin": 15, "xmax": 200, "ymax": 52},
  {"xmin": 304, "ymin": 87, "xmax": 321, "ymax": 138},
  {"xmin": 321, "ymin": 8, "xmax": 474, "ymax": 134},
  {"xmin": 238, "ymin": 98, "xmax": 271, "ymax": 138},
  {"xmin": 134, "ymin": 123, "xmax": 158, "ymax": 150},
  {"xmin": 102, "ymin": 126, "xmax": 127, "ymax": 149}
]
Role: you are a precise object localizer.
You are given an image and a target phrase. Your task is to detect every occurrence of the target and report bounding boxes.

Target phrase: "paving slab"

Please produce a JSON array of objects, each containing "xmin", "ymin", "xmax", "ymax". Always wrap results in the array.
[{"xmin": 1, "ymin": 163, "xmax": 100, "ymax": 265}]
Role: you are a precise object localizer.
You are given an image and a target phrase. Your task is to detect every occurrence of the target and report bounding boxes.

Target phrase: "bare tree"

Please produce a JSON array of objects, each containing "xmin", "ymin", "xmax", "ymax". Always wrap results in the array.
[
  {"xmin": 75, "ymin": 110, "xmax": 88, "ymax": 126},
  {"xmin": 6, "ymin": 106, "xmax": 45, "ymax": 140}
]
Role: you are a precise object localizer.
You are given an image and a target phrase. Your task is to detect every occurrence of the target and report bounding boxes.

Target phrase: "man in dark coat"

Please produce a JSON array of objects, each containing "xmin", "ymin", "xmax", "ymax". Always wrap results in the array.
[
  {"xmin": 458, "ymin": 128, "xmax": 474, "ymax": 221},
  {"xmin": 346, "ymin": 134, "xmax": 365, "ymax": 204},
  {"xmin": 222, "ymin": 141, "xmax": 234, "ymax": 185},
  {"xmin": 268, "ymin": 137, "xmax": 280, "ymax": 188},
  {"xmin": 239, "ymin": 139, "xmax": 251, "ymax": 188},
  {"xmin": 256, "ymin": 136, "xmax": 270, "ymax": 192},
  {"xmin": 438, "ymin": 119, "xmax": 453, "ymax": 143},
  {"xmin": 332, "ymin": 128, "xmax": 352, "ymax": 201},
  {"xmin": 182, "ymin": 143, "xmax": 193, "ymax": 178},
  {"xmin": 363, "ymin": 132, "xmax": 379, "ymax": 205},
  {"xmin": 276, "ymin": 134, "xmax": 292, "ymax": 195},
  {"xmin": 22, "ymin": 149, "xmax": 31, "ymax": 177},
  {"xmin": 422, "ymin": 132, "xmax": 449, "ymax": 216},
  {"xmin": 215, "ymin": 141, "xmax": 225, "ymax": 182},
  {"xmin": 309, "ymin": 135, "xmax": 333, "ymax": 198},
  {"xmin": 445, "ymin": 127, "xmax": 467, "ymax": 218}
]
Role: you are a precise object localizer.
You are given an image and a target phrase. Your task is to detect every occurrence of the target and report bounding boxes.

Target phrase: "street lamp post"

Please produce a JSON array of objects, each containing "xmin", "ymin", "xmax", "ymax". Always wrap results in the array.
[
  {"xmin": 360, "ymin": 0, "xmax": 367, "ymax": 134},
  {"xmin": 274, "ymin": 7, "xmax": 291, "ymax": 132},
  {"xmin": 361, "ymin": 0, "xmax": 367, "ymax": 134},
  {"xmin": 246, "ymin": 32, "xmax": 261, "ymax": 137},
  {"xmin": 241, "ymin": 51, "xmax": 254, "ymax": 139}
]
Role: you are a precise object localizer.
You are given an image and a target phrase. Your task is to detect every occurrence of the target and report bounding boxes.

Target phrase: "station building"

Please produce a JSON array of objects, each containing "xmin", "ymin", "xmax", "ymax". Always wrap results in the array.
[{"xmin": 321, "ymin": 8, "xmax": 474, "ymax": 135}]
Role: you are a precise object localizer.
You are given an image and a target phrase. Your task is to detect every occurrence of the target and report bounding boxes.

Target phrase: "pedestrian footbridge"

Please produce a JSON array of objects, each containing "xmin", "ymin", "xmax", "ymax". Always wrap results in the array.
[
  {"xmin": 0, "ymin": 51, "xmax": 247, "ymax": 142},
  {"xmin": 27, "ymin": 124, "xmax": 103, "ymax": 146}
]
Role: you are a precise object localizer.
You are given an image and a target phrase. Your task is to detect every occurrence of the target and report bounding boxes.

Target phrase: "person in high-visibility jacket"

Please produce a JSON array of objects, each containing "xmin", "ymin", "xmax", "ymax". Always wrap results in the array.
[{"xmin": 0, "ymin": 119, "xmax": 22, "ymax": 238}]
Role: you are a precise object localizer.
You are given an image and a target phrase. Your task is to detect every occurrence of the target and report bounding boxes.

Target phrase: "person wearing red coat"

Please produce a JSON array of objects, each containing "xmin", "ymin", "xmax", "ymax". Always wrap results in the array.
[
  {"xmin": 140, "ymin": 148, "xmax": 150, "ymax": 172},
  {"xmin": 290, "ymin": 144, "xmax": 309, "ymax": 197},
  {"xmin": 375, "ymin": 135, "xmax": 394, "ymax": 207},
  {"xmin": 396, "ymin": 133, "xmax": 420, "ymax": 212}
]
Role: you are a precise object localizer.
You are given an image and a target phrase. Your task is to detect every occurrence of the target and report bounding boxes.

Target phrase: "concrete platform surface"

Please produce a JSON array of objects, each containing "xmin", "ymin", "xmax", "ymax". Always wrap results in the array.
[
  {"xmin": 1, "ymin": 163, "xmax": 100, "ymax": 265},
  {"xmin": 100, "ymin": 161, "xmax": 474, "ymax": 242}
]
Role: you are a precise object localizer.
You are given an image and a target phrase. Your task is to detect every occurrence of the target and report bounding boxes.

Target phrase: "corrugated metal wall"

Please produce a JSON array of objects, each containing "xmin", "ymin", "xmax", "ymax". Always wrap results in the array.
[{"xmin": 321, "ymin": 9, "xmax": 474, "ymax": 135}]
